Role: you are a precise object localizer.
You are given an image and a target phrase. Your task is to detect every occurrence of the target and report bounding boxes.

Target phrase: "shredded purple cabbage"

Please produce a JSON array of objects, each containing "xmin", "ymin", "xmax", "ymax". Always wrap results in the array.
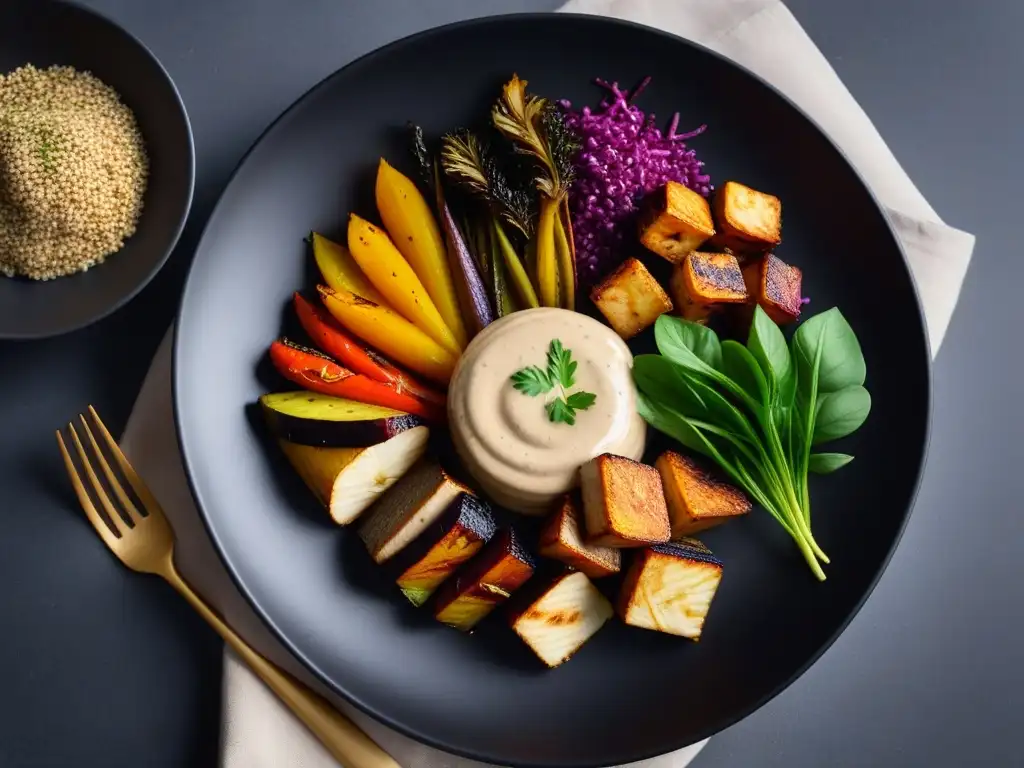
[{"xmin": 559, "ymin": 77, "xmax": 712, "ymax": 282}]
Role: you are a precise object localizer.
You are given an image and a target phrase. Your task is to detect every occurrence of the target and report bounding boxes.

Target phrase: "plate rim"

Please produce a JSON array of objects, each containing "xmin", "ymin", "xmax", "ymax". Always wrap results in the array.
[
  {"xmin": 0, "ymin": 0, "xmax": 196, "ymax": 341},
  {"xmin": 172, "ymin": 12, "xmax": 934, "ymax": 766}
]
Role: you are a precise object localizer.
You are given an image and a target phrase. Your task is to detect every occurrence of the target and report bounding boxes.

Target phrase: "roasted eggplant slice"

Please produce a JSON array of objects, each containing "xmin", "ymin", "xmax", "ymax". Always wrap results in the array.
[
  {"xmin": 618, "ymin": 539, "xmax": 723, "ymax": 640},
  {"xmin": 711, "ymin": 180, "xmax": 782, "ymax": 253},
  {"xmin": 434, "ymin": 527, "xmax": 535, "ymax": 631},
  {"xmin": 655, "ymin": 451, "xmax": 751, "ymax": 538},
  {"xmin": 358, "ymin": 459, "xmax": 468, "ymax": 564},
  {"xmin": 510, "ymin": 571, "xmax": 613, "ymax": 668},
  {"xmin": 669, "ymin": 251, "xmax": 748, "ymax": 324},
  {"xmin": 638, "ymin": 181, "xmax": 715, "ymax": 263},
  {"xmin": 278, "ymin": 429, "xmax": 429, "ymax": 525},
  {"xmin": 580, "ymin": 453, "xmax": 670, "ymax": 548},
  {"xmin": 589, "ymin": 257, "xmax": 673, "ymax": 340},
  {"xmin": 538, "ymin": 495, "xmax": 620, "ymax": 578},
  {"xmin": 260, "ymin": 391, "xmax": 424, "ymax": 447},
  {"xmin": 387, "ymin": 492, "xmax": 497, "ymax": 606},
  {"xmin": 742, "ymin": 253, "xmax": 803, "ymax": 325}
]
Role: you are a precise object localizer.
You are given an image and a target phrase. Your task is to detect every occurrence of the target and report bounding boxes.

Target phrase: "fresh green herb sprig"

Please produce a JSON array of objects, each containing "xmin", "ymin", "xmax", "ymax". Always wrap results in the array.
[
  {"xmin": 511, "ymin": 339, "xmax": 596, "ymax": 426},
  {"xmin": 633, "ymin": 307, "xmax": 870, "ymax": 581}
]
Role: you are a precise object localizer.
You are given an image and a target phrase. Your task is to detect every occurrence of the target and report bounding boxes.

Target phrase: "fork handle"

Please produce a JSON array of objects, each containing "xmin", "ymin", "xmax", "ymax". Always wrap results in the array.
[{"xmin": 163, "ymin": 565, "xmax": 400, "ymax": 768}]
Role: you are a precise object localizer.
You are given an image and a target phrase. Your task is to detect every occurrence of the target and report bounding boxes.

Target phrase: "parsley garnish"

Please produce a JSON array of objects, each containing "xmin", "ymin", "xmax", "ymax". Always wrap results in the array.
[{"xmin": 511, "ymin": 339, "xmax": 596, "ymax": 425}]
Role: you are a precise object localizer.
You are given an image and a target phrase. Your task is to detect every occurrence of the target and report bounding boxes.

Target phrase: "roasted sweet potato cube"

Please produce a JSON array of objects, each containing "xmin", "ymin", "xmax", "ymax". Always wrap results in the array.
[
  {"xmin": 669, "ymin": 251, "xmax": 748, "ymax": 323},
  {"xmin": 387, "ymin": 492, "xmax": 497, "ymax": 606},
  {"xmin": 434, "ymin": 527, "xmax": 535, "ymax": 631},
  {"xmin": 580, "ymin": 454, "xmax": 670, "ymax": 548},
  {"xmin": 618, "ymin": 540, "xmax": 723, "ymax": 640},
  {"xmin": 712, "ymin": 181, "xmax": 782, "ymax": 251},
  {"xmin": 742, "ymin": 253, "xmax": 803, "ymax": 324},
  {"xmin": 639, "ymin": 181, "xmax": 715, "ymax": 263},
  {"xmin": 510, "ymin": 571, "xmax": 613, "ymax": 668},
  {"xmin": 655, "ymin": 451, "xmax": 751, "ymax": 538},
  {"xmin": 538, "ymin": 495, "xmax": 621, "ymax": 578},
  {"xmin": 590, "ymin": 257, "xmax": 673, "ymax": 340}
]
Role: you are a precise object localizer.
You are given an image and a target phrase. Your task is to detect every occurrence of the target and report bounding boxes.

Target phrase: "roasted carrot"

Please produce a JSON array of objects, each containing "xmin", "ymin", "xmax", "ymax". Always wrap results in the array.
[
  {"xmin": 269, "ymin": 340, "xmax": 444, "ymax": 422},
  {"xmin": 293, "ymin": 293, "xmax": 446, "ymax": 407}
]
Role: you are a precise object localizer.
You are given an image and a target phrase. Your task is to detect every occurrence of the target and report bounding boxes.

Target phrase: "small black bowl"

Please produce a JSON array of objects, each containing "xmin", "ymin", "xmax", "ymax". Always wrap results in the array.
[{"xmin": 0, "ymin": 0, "xmax": 194, "ymax": 340}]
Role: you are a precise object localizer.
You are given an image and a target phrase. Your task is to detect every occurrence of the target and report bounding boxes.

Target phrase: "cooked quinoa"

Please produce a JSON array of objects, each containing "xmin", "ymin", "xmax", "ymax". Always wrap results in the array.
[{"xmin": 0, "ymin": 65, "xmax": 148, "ymax": 280}]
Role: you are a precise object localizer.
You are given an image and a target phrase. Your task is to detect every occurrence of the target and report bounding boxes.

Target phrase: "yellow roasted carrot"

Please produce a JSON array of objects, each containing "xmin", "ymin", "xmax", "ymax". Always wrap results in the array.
[
  {"xmin": 535, "ymin": 198, "xmax": 560, "ymax": 307},
  {"xmin": 318, "ymin": 285, "xmax": 456, "ymax": 384},
  {"xmin": 311, "ymin": 232, "xmax": 391, "ymax": 308},
  {"xmin": 375, "ymin": 159, "xmax": 468, "ymax": 349},
  {"xmin": 347, "ymin": 214, "xmax": 462, "ymax": 355}
]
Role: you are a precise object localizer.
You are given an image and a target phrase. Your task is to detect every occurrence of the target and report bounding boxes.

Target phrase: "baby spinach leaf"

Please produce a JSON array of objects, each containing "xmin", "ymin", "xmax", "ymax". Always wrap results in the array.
[
  {"xmin": 808, "ymin": 452, "xmax": 854, "ymax": 474},
  {"xmin": 813, "ymin": 385, "xmax": 871, "ymax": 445},
  {"xmin": 721, "ymin": 340, "xmax": 770, "ymax": 406},
  {"xmin": 792, "ymin": 307, "xmax": 865, "ymax": 394},
  {"xmin": 654, "ymin": 314, "xmax": 722, "ymax": 373},
  {"xmin": 748, "ymin": 306, "xmax": 794, "ymax": 403}
]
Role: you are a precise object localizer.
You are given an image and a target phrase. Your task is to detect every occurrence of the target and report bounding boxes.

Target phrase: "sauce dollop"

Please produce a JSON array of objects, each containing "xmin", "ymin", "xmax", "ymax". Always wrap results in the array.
[{"xmin": 448, "ymin": 308, "xmax": 646, "ymax": 515}]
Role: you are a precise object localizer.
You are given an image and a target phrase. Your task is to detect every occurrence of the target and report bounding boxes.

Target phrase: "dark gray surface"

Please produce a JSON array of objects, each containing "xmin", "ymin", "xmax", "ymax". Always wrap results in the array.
[{"xmin": 0, "ymin": 1, "xmax": 1019, "ymax": 767}]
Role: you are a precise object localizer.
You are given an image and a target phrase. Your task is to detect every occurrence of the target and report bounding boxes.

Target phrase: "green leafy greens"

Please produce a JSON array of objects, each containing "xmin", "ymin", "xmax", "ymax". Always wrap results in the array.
[
  {"xmin": 634, "ymin": 307, "xmax": 870, "ymax": 580},
  {"xmin": 511, "ymin": 339, "xmax": 596, "ymax": 426}
]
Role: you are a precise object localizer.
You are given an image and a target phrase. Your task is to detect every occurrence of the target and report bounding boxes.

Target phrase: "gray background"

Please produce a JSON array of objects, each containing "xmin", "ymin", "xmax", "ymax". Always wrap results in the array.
[{"xmin": 0, "ymin": 0, "xmax": 1020, "ymax": 766}]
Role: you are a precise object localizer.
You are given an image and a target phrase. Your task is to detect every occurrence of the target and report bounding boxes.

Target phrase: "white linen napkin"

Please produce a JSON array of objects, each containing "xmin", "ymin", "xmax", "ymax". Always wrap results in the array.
[{"xmin": 121, "ymin": 1, "xmax": 976, "ymax": 766}]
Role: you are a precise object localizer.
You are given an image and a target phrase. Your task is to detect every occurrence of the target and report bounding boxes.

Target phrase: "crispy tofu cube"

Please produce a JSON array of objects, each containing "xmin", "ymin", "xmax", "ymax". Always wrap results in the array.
[
  {"xmin": 655, "ymin": 451, "xmax": 751, "ymax": 538},
  {"xmin": 580, "ymin": 454, "xmax": 670, "ymax": 548},
  {"xmin": 669, "ymin": 251, "xmax": 748, "ymax": 323},
  {"xmin": 712, "ymin": 181, "xmax": 781, "ymax": 252},
  {"xmin": 590, "ymin": 257, "xmax": 673, "ymax": 340},
  {"xmin": 433, "ymin": 527, "xmax": 535, "ymax": 631},
  {"xmin": 387, "ymin": 492, "xmax": 497, "ymax": 606},
  {"xmin": 538, "ymin": 495, "xmax": 621, "ymax": 578},
  {"xmin": 618, "ymin": 540, "xmax": 723, "ymax": 640},
  {"xmin": 510, "ymin": 571, "xmax": 613, "ymax": 668},
  {"xmin": 742, "ymin": 253, "xmax": 803, "ymax": 325},
  {"xmin": 639, "ymin": 181, "xmax": 715, "ymax": 263},
  {"xmin": 358, "ymin": 460, "xmax": 468, "ymax": 564}
]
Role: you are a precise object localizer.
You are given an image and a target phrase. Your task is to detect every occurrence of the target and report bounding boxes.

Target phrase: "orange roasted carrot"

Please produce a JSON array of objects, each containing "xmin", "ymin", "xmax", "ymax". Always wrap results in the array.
[
  {"xmin": 268, "ymin": 340, "xmax": 444, "ymax": 422},
  {"xmin": 293, "ymin": 293, "xmax": 446, "ymax": 406}
]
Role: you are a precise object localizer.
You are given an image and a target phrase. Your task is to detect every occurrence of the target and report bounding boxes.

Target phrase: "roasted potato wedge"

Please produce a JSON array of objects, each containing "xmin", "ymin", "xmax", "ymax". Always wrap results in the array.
[
  {"xmin": 618, "ymin": 539, "xmax": 723, "ymax": 640},
  {"xmin": 538, "ymin": 495, "xmax": 621, "ymax": 578},
  {"xmin": 711, "ymin": 181, "xmax": 781, "ymax": 252},
  {"xmin": 638, "ymin": 181, "xmax": 715, "ymax": 263},
  {"xmin": 669, "ymin": 251, "xmax": 748, "ymax": 323},
  {"xmin": 656, "ymin": 451, "xmax": 751, "ymax": 537},
  {"xmin": 580, "ymin": 453, "xmax": 670, "ymax": 548},
  {"xmin": 742, "ymin": 253, "xmax": 803, "ymax": 325},
  {"xmin": 590, "ymin": 257, "xmax": 673, "ymax": 340}
]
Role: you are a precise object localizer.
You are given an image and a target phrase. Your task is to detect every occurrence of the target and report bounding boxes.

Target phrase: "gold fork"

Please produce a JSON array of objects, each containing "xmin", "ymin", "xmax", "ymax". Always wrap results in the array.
[{"xmin": 57, "ymin": 406, "xmax": 399, "ymax": 768}]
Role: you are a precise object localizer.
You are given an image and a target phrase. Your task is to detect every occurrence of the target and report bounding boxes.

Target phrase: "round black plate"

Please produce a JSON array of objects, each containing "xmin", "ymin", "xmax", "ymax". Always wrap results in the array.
[
  {"xmin": 0, "ymin": 0, "xmax": 194, "ymax": 339},
  {"xmin": 174, "ymin": 15, "xmax": 930, "ymax": 767}
]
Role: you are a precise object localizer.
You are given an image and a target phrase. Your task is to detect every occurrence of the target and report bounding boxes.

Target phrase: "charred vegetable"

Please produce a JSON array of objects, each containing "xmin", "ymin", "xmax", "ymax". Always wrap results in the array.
[
  {"xmin": 590, "ymin": 257, "xmax": 673, "ymax": 340},
  {"xmin": 259, "ymin": 391, "xmax": 424, "ymax": 447},
  {"xmin": 375, "ymin": 158, "xmax": 469, "ymax": 349},
  {"xmin": 318, "ymin": 285, "xmax": 457, "ymax": 384},
  {"xmin": 492, "ymin": 75, "xmax": 580, "ymax": 309},
  {"xmin": 277, "ymin": 429, "xmax": 429, "ymax": 525},
  {"xmin": 434, "ymin": 527, "xmax": 535, "ymax": 631},
  {"xmin": 742, "ymin": 253, "xmax": 803, "ymax": 325},
  {"xmin": 293, "ymin": 293, "xmax": 445, "ymax": 407},
  {"xmin": 711, "ymin": 180, "xmax": 782, "ymax": 253},
  {"xmin": 638, "ymin": 181, "xmax": 716, "ymax": 264},
  {"xmin": 618, "ymin": 540, "xmax": 723, "ymax": 640},
  {"xmin": 311, "ymin": 232, "xmax": 390, "ymax": 307},
  {"xmin": 268, "ymin": 339, "xmax": 442, "ymax": 420},
  {"xmin": 579, "ymin": 453, "xmax": 671, "ymax": 548},
  {"xmin": 668, "ymin": 251, "xmax": 748, "ymax": 324},
  {"xmin": 387, "ymin": 492, "xmax": 497, "ymax": 606},
  {"xmin": 358, "ymin": 460, "xmax": 469, "ymax": 564},
  {"xmin": 655, "ymin": 450, "xmax": 750, "ymax": 538},
  {"xmin": 538, "ymin": 494, "xmax": 620, "ymax": 578},
  {"xmin": 510, "ymin": 571, "xmax": 613, "ymax": 668}
]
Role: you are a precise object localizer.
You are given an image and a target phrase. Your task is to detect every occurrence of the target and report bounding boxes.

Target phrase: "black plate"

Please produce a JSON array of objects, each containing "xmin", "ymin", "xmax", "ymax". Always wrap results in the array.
[
  {"xmin": 174, "ymin": 15, "xmax": 930, "ymax": 767},
  {"xmin": 0, "ymin": 0, "xmax": 194, "ymax": 339}
]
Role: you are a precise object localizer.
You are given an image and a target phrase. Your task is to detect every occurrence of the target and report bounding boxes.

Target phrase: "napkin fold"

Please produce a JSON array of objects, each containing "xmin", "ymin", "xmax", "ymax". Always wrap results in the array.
[{"xmin": 122, "ymin": 1, "xmax": 976, "ymax": 766}]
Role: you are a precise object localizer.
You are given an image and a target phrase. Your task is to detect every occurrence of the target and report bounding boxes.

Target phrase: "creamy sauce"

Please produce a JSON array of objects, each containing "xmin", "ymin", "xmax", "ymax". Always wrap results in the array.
[{"xmin": 448, "ymin": 308, "xmax": 646, "ymax": 515}]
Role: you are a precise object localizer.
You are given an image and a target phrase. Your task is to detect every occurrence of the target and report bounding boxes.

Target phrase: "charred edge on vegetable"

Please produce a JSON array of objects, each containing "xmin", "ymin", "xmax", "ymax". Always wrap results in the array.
[
  {"xmin": 279, "ymin": 338, "xmax": 335, "ymax": 362},
  {"xmin": 407, "ymin": 122, "xmax": 435, "ymax": 192},
  {"xmin": 763, "ymin": 254, "xmax": 803, "ymax": 316},
  {"xmin": 650, "ymin": 540, "xmax": 722, "ymax": 567},
  {"xmin": 690, "ymin": 255, "xmax": 746, "ymax": 295}
]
